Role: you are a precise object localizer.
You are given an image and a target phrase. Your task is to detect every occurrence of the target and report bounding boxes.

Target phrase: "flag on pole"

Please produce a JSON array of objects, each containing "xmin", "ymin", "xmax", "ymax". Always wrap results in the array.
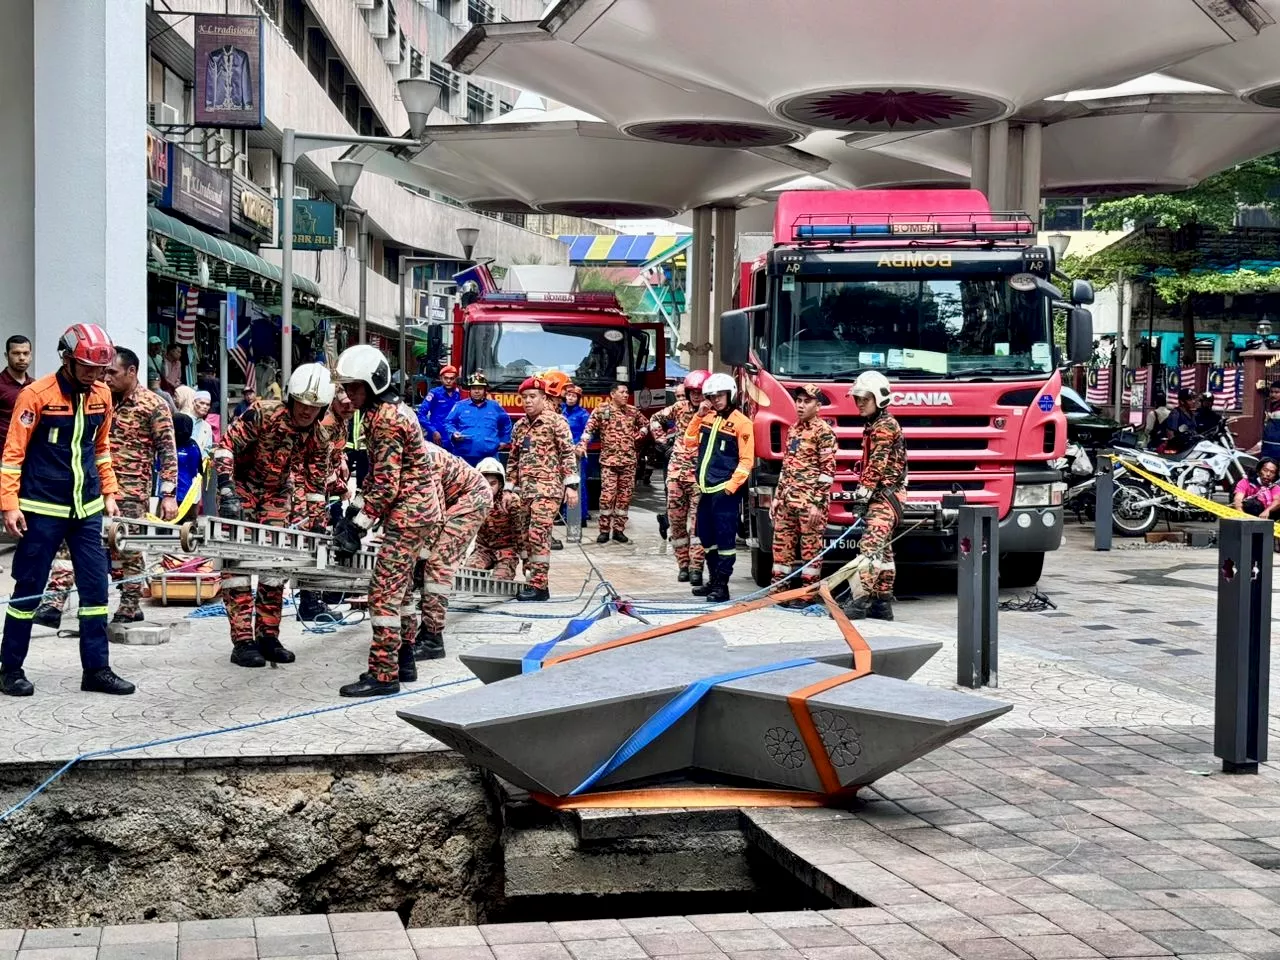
[
  {"xmin": 1209, "ymin": 365, "xmax": 1240, "ymax": 410},
  {"xmin": 177, "ymin": 286, "xmax": 198, "ymax": 345},
  {"xmin": 1086, "ymin": 367, "xmax": 1111, "ymax": 406}
]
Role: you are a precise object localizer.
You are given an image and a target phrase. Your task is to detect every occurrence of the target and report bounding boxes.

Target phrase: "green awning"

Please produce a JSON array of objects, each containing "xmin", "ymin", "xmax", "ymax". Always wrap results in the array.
[{"xmin": 147, "ymin": 206, "xmax": 321, "ymax": 297}]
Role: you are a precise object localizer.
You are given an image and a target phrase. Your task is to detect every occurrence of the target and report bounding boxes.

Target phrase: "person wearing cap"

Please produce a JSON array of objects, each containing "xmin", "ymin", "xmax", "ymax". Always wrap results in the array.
[
  {"xmin": 192, "ymin": 389, "xmax": 215, "ymax": 455},
  {"xmin": 771, "ymin": 384, "xmax": 837, "ymax": 604},
  {"xmin": 443, "ymin": 372, "xmax": 512, "ymax": 466},
  {"xmin": 146, "ymin": 336, "xmax": 165, "ymax": 391},
  {"xmin": 1195, "ymin": 389, "xmax": 1223, "ymax": 436},
  {"xmin": 1156, "ymin": 388, "xmax": 1199, "ymax": 454},
  {"xmin": 559, "ymin": 383, "xmax": 590, "ymax": 527},
  {"xmin": 417, "ymin": 364, "xmax": 462, "ymax": 451},
  {"xmin": 579, "ymin": 382, "xmax": 649, "ymax": 544},
  {"xmin": 508, "ymin": 376, "xmax": 579, "ymax": 601},
  {"xmin": 469, "ymin": 457, "xmax": 519, "ymax": 580}
]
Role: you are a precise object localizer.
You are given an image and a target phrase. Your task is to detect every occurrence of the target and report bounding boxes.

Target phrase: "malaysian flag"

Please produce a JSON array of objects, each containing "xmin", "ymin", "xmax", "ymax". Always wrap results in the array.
[
  {"xmin": 1121, "ymin": 367, "xmax": 1149, "ymax": 408},
  {"xmin": 1180, "ymin": 366, "xmax": 1198, "ymax": 392},
  {"xmin": 1086, "ymin": 366, "xmax": 1111, "ymax": 405},
  {"xmin": 177, "ymin": 285, "xmax": 198, "ymax": 345},
  {"xmin": 1209, "ymin": 365, "xmax": 1241, "ymax": 411},
  {"xmin": 229, "ymin": 329, "xmax": 254, "ymax": 393}
]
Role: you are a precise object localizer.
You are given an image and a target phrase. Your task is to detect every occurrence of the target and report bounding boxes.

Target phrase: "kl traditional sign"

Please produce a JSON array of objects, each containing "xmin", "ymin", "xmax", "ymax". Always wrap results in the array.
[
  {"xmin": 162, "ymin": 145, "xmax": 231, "ymax": 233},
  {"xmin": 146, "ymin": 130, "xmax": 169, "ymax": 192},
  {"xmin": 194, "ymin": 14, "xmax": 264, "ymax": 129}
]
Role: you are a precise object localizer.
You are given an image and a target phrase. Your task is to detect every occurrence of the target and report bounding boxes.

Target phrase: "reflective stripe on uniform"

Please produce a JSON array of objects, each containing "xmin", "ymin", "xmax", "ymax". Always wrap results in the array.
[
  {"xmin": 305, "ymin": 493, "xmax": 326, "ymax": 503},
  {"xmin": 78, "ymin": 605, "xmax": 109, "ymax": 618},
  {"xmin": 772, "ymin": 564, "xmax": 790, "ymax": 575},
  {"xmin": 70, "ymin": 392, "xmax": 87, "ymax": 516},
  {"xmin": 371, "ymin": 615, "xmax": 401, "ymax": 627},
  {"xmin": 531, "ymin": 551, "xmax": 551, "ymax": 563},
  {"xmin": 5, "ymin": 607, "xmax": 34, "ymax": 621},
  {"xmin": 222, "ymin": 576, "xmax": 252, "ymax": 588},
  {"xmin": 212, "ymin": 448, "xmax": 233, "ymax": 460},
  {"xmin": 0, "ymin": 464, "xmax": 20, "ymax": 476},
  {"xmin": 671, "ymin": 536, "xmax": 689, "ymax": 547},
  {"xmin": 399, "ymin": 604, "xmax": 416, "ymax": 617},
  {"xmin": 18, "ymin": 498, "xmax": 70, "ymax": 518},
  {"xmin": 425, "ymin": 582, "xmax": 450, "ymax": 595},
  {"xmin": 51, "ymin": 559, "xmax": 74, "ymax": 572},
  {"xmin": 418, "ymin": 547, "xmax": 432, "ymax": 559}
]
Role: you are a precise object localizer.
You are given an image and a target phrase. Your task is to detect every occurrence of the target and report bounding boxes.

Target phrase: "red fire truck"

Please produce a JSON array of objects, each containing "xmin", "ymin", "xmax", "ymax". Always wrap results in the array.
[{"xmin": 719, "ymin": 189, "xmax": 1095, "ymax": 587}]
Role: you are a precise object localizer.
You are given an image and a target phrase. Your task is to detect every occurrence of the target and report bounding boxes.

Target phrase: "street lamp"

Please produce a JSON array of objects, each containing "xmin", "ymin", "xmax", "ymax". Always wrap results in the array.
[
  {"xmin": 345, "ymin": 204, "xmax": 370, "ymax": 343},
  {"xmin": 457, "ymin": 227, "xmax": 480, "ymax": 262},
  {"xmin": 277, "ymin": 78, "xmax": 441, "ymax": 382},
  {"xmin": 1047, "ymin": 232, "xmax": 1071, "ymax": 259}
]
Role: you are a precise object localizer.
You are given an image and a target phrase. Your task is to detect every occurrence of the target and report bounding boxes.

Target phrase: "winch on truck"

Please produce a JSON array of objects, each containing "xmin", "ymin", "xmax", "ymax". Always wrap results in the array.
[{"xmin": 718, "ymin": 189, "xmax": 1096, "ymax": 588}]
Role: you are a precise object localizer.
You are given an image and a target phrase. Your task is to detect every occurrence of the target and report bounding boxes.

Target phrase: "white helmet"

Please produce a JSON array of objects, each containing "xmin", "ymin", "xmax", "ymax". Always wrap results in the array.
[
  {"xmin": 334, "ymin": 344, "xmax": 392, "ymax": 396},
  {"xmin": 475, "ymin": 456, "xmax": 506, "ymax": 487},
  {"xmin": 703, "ymin": 372, "xmax": 737, "ymax": 400},
  {"xmin": 848, "ymin": 370, "xmax": 892, "ymax": 408},
  {"xmin": 286, "ymin": 363, "xmax": 335, "ymax": 407}
]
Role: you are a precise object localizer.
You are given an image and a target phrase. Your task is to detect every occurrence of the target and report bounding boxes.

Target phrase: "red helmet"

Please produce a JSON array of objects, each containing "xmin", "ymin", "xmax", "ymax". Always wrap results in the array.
[
  {"xmin": 59, "ymin": 324, "xmax": 115, "ymax": 367},
  {"xmin": 564, "ymin": 382, "xmax": 583, "ymax": 397},
  {"xmin": 518, "ymin": 376, "xmax": 547, "ymax": 394},
  {"xmin": 541, "ymin": 370, "xmax": 570, "ymax": 398},
  {"xmin": 684, "ymin": 369, "xmax": 711, "ymax": 393}
]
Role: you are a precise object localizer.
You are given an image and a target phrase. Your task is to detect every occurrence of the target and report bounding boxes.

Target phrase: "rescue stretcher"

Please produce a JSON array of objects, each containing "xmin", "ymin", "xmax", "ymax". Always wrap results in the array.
[{"xmin": 102, "ymin": 516, "xmax": 522, "ymax": 598}]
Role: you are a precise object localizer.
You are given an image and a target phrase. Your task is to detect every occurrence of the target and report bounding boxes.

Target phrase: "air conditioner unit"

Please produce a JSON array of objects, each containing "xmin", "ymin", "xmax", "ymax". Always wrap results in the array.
[
  {"xmin": 366, "ymin": 1, "xmax": 390, "ymax": 38},
  {"xmin": 355, "ymin": 0, "xmax": 374, "ymax": 7},
  {"xmin": 335, "ymin": 226, "xmax": 346, "ymax": 248},
  {"xmin": 148, "ymin": 102, "xmax": 181, "ymax": 125},
  {"xmin": 293, "ymin": 187, "xmax": 312, "ymax": 200}
]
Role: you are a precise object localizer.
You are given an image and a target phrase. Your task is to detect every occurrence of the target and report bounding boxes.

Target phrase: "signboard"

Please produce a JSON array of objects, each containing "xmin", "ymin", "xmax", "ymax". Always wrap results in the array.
[
  {"xmin": 162, "ymin": 144, "xmax": 231, "ymax": 233},
  {"xmin": 193, "ymin": 14, "xmax": 264, "ymax": 129},
  {"xmin": 146, "ymin": 129, "xmax": 169, "ymax": 196},
  {"xmin": 226, "ymin": 290, "xmax": 239, "ymax": 345},
  {"xmin": 285, "ymin": 199, "xmax": 337, "ymax": 250},
  {"xmin": 231, "ymin": 173, "xmax": 274, "ymax": 241}
]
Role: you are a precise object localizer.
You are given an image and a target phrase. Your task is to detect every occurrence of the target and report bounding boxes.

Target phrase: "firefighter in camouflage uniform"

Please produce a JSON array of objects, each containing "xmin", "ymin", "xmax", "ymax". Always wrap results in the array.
[
  {"xmin": 37, "ymin": 346, "xmax": 180, "ymax": 627},
  {"xmin": 579, "ymin": 382, "xmax": 648, "ymax": 543},
  {"xmin": 468, "ymin": 457, "xmax": 518, "ymax": 579},
  {"xmin": 650, "ymin": 370, "xmax": 709, "ymax": 584},
  {"xmin": 843, "ymin": 371, "xmax": 906, "ymax": 621},
  {"xmin": 410, "ymin": 443, "xmax": 492, "ymax": 661},
  {"xmin": 509, "ymin": 376, "xmax": 579, "ymax": 602},
  {"xmin": 215, "ymin": 363, "xmax": 339, "ymax": 667},
  {"xmin": 771, "ymin": 383, "xmax": 836, "ymax": 605},
  {"xmin": 332, "ymin": 344, "xmax": 443, "ymax": 696}
]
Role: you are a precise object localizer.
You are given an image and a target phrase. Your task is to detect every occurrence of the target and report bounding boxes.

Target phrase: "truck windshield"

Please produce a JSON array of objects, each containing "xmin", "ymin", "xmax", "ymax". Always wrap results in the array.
[
  {"xmin": 464, "ymin": 321, "xmax": 630, "ymax": 391},
  {"xmin": 770, "ymin": 275, "xmax": 1053, "ymax": 380}
]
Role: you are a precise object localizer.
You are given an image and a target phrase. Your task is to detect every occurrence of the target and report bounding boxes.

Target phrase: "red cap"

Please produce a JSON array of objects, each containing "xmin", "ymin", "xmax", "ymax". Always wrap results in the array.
[
  {"xmin": 519, "ymin": 376, "xmax": 547, "ymax": 394},
  {"xmin": 564, "ymin": 382, "xmax": 583, "ymax": 396},
  {"xmin": 440, "ymin": 364, "xmax": 458, "ymax": 377}
]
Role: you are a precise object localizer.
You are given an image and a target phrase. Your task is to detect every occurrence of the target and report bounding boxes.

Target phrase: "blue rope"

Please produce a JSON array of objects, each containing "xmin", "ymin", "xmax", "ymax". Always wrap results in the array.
[
  {"xmin": 0, "ymin": 675, "xmax": 478, "ymax": 826},
  {"xmin": 520, "ymin": 602, "xmax": 615, "ymax": 672}
]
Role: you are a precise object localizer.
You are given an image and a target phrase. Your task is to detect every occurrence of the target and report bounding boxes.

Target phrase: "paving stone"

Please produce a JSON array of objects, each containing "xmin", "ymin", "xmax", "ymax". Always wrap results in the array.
[
  {"xmin": 942, "ymin": 939, "xmax": 1031, "ymax": 960},
  {"xmin": 775, "ymin": 929, "xmax": 856, "ymax": 950},
  {"xmin": 98, "ymin": 943, "xmax": 178, "ymax": 960},
  {"xmin": 752, "ymin": 915, "xmax": 831, "ymax": 931},
  {"xmin": 412, "ymin": 948, "xmax": 495, "ymax": 960},
  {"xmin": 562, "ymin": 939, "xmax": 647, "ymax": 960},
  {"xmin": 1142, "ymin": 929, "xmax": 1234, "ymax": 954},
  {"xmin": 18, "ymin": 931, "xmax": 100, "ymax": 950},
  {"xmin": 489, "ymin": 944, "xmax": 573, "ymax": 960},
  {"xmin": 256, "ymin": 917, "xmax": 333, "ymax": 938},
  {"xmin": 550, "ymin": 922, "xmax": 629, "ymax": 941},
  {"xmin": 100, "ymin": 923, "xmax": 180, "ymax": 945},
  {"xmin": 177, "ymin": 920, "xmax": 257, "ymax": 942},
  {"xmin": 0, "ymin": 934, "xmax": 17, "ymax": 951},
  {"xmin": 633, "ymin": 934, "xmax": 718, "ymax": 956},
  {"xmin": 844, "ymin": 925, "xmax": 929, "ymax": 946},
  {"xmin": 1004, "ymin": 936, "xmax": 1100, "ymax": 960},
  {"xmin": 705, "ymin": 931, "xmax": 789, "ymax": 954},
  {"xmin": 339, "ymin": 951, "xmax": 416, "ymax": 960},
  {"xmin": 908, "ymin": 920, "xmax": 993, "ymax": 943},
  {"xmin": 480, "ymin": 926, "xmax": 560, "ymax": 946},
  {"xmin": 14, "ymin": 949, "xmax": 98, "ymax": 960},
  {"xmin": 821, "ymin": 911, "xmax": 894, "ymax": 928},
  {"xmin": 176, "ymin": 939, "xmax": 259, "ymax": 960},
  {"xmin": 1201, "ymin": 927, "xmax": 1280, "ymax": 953},
  {"xmin": 1072, "ymin": 931, "xmax": 1171, "ymax": 957},
  {"xmin": 981, "ymin": 917, "xmax": 1065, "ymax": 939},
  {"xmin": 619, "ymin": 921, "xmax": 698, "ymax": 937},
  {"xmin": 329, "ymin": 915, "xmax": 406, "ymax": 934},
  {"xmin": 792, "ymin": 949, "xmax": 877, "ymax": 960},
  {"xmin": 1167, "ymin": 907, "xmax": 1257, "ymax": 930},
  {"xmin": 409, "ymin": 930, "xmax": 488, "ymax": 949},
  {"xmin": 689, "ymin": 919, "xmax": 765, "ymax": 934},
  {"xmin": 256, "ymin": 933, "xmax": 339, "ymax": 957},
  {"xmin": 722, "ymin": 951, "xmax": 804, "ymax": 960}
]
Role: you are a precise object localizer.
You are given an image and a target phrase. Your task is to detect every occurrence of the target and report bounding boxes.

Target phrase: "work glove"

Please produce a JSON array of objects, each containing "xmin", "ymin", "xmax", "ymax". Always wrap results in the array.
[
  {"xmin": 332, "ymin": 517, "xmax": 364, "ymax": 559},
  {"xmin": 850, "ymin": 485, "xmax": 871, "ymax": 518},
  {"xmin": 217, "ymin": 487, "xmax": 243, "ymax": 521}
]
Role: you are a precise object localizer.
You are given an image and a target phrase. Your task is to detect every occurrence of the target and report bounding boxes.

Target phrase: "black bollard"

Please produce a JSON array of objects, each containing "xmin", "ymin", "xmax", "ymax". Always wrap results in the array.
[
  {"xmin": 1094, "ymin": 453, "xmax": 1113, "ymax": 551},
  {"xmin": 957, "ymin": 505, "xmax": 998, "ymax": 689},
  {"xmin": 1215, "ymin": 518, "xmax": 1272, "ymax": 774}
]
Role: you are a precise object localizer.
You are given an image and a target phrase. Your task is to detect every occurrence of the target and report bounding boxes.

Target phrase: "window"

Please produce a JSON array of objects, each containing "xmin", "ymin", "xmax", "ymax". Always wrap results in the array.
[
  {"xmin": 409, "ymin": 48, "xmax": 424, "ymax": 79},
  {"xmin": 468, "ymin": 0, "xmax": 494, "ymax": 24},
  {"xmin": 464, "ymin": 322, "xmax": 631, "ymax": 391},
  {"xmin": 435, "ymin": 0, "xmax": 453, "ymax": 16},
  {"xmin": 148, "ymin": 57, "xmax": 189, "ymax": 124},
  {"xmin": 467, "ymin": 83, "xmax": 494, "ymax": 124},
  {"xmin": 498, "ymin": 99, "xmax": 513, "ymax": 115},
  {"xmin": 430, "ymin": 63, "xmax": 459, "ymax": 113}
]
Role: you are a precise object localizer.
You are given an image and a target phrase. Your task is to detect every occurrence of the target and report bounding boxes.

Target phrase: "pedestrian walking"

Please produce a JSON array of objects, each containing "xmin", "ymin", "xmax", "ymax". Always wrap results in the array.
[
  {"xmin": 771, "ymin": 384, "xmax": 836, "ymax": 605},
  {"xmin": 685, "ymin": 373, "xmax": 753, "ymax": 603},
  {"xmin": 469, "ymin": 457, "xmax": 519, "ymax": 580},
  {"xmin": 0, "ymin": 324, "xmax": 134, "ymax": 696},
  {"xmin": 0, "ymin": 335, "xmax": 33, "ymax": 448},
  {"xmin": 508, "ymin": 376, "xmax": 579, "ymax": 602},
  {"xmin": 443, "ymin": 373, "xmax": 511, "ymax": 465},
  {"xmin": 331, "ymin": 345, "xmax": 443, "ymax": 696},
  {"xmin": 841, "ymin": 371, "xmax": 906, "ymax": 622},
  {"xmin": 417, "ymin": 364, "xmax": 461, "ymax": 451},
  {"xmin": 579, "ymin": 382, "xmax": 647, "ymax": 543},
  {"xmin": 650, "ymin": 370, "xmax": 709, "ymax": 584}
]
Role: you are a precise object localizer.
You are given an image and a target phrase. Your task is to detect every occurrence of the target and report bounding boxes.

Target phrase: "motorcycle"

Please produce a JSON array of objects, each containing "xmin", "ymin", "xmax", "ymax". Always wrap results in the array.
[{"xmin": 1056, "ymin": 436, "xmax": 1162, "ymax": 536}]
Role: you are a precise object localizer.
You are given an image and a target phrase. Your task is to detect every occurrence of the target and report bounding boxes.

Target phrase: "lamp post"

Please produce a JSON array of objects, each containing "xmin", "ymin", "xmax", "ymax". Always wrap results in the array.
[
  {"xmin": 278, "ymin": 78, "xmax": 440, "ymax": 382},
  {"xmin": 1047, "ymin": 232, "xmax": 1071, "ymax": 260},
  {"xmin": 344, "ymin": 204, "xmax": 370, "ymax": 343}
]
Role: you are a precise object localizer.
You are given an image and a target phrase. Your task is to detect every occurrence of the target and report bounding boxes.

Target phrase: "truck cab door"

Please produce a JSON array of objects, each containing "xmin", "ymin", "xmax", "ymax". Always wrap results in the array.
[{"xmin": 630, "ymin": 323, "xmax": 667, "ymax": 409}]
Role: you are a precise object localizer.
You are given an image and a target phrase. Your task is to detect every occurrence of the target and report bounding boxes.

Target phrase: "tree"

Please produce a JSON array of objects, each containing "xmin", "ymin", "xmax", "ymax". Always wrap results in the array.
[
  {"xmin": 578, "ymin": 267, "xmax": 645, "ymax": 315},
  {"xmin": 1061, "ymin": 153, "xmax": 1280, "ymax": 364}
]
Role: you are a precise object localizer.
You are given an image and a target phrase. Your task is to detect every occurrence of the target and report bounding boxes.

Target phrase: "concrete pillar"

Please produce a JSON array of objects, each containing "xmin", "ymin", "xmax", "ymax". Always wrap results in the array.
[
  {"xmin": 0, "ymin": 1, "xmax": 34, "ymax": 353},
  {"xmin": 969, "ymin": 125, "xmax": 989, "ymax": 197},
  {"xmin": 688, "ymin": 206, "xmax": 714, "ymax": 371},
  {"xmin": 32, "ymin": 0, "xmax": 147, "ymax": 373},
  {"xmin": 986, "ymin": 120, "xmax": 1010, "ymax": 211},
  {"xmin": 1005, "ymin": 125, "xmax": 1023, "ymax": 213},
  {"xmin": 1020, "ymin": 122, "xmax": 1043, "ymax": 227},
  {"xmin": 711, "ymin": 206, "xmax": 737, "ymax": 374}
]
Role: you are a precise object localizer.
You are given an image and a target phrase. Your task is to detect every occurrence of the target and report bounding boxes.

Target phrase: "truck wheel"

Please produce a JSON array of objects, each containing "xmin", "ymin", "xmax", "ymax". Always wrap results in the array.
[{"xmin": 998, "ymin": 552, "xmax": 1044, "ymax": 589}]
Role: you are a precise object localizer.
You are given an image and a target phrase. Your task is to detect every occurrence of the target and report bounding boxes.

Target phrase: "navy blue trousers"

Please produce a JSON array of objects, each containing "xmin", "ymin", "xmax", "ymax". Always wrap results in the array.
[
  {"xmin": 2, "ymin": 512, "xmax": 110, "ymax": 672},
  {"xmin": 696, "ymin": 490, "xmax": 741, "ymax": 580}
]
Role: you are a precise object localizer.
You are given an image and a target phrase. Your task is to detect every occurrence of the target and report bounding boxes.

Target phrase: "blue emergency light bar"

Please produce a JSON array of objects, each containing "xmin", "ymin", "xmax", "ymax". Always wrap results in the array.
[
  {"xmin": 479, "ymin": 290, "xmax": 622, "ymax": 308},
  {"xmin": 792, "ymin": 213, "xmax": 1035, "ymax": 242}
]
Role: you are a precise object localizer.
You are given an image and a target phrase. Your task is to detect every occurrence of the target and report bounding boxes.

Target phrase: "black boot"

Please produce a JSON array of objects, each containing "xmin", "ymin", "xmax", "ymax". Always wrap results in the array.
[
  {"xmin": 612, "ymin": 531, "xmax": 629, "ymax": 544},
  {"xmin": 690, "ymin": 577, "xmax": 714, "ymax": 596},
  {"xmin": 869, "ymin": 597, "xmax": 895, "ymax": 621},
  {"xmin": 677, "ymin": 567, "xmax": 690, "ymax": 583},
  {"xmin": 399, "ymin": 644, "xmax": 418, "ymax": 683},
  {"xmin": 550, "ymin": 537, "xmax": 564, "ymax": 551},
  {"xmin": 230, "ymin": 643, "xmax": 266, "ymax": 668},
  {"xmin": 413, "ymin": 624, "xmax": 446, "ymax": 660},
  {"xmin": 516, "ymin": 585, "xmax": 550, "ymax": 602},
  {"xmin": 296, "ymin": 590, "xmax": 329, "ymax": 621},
  {"xmin": 0, "ymin": 669, "xmax": 33, "ymax": 697},
  {"xmin": 32, "ymin": 605, "xmax": 62, "ymax": 630},
  {"xmin": 81, "ymin": 667, "xmax": 135, "ymax": 695},
  {"xmin": 339, "ymin": 675, "xmax": 400, "ymax": 697},
  {"xmin": 688, "ymin": 568, "xmax": 703, "ymax": 588},
  {"xmin": 111, "ymin": 610, "xmax": 144, "ymax": 625},
  {"xmin": 596, "ymin": 532, "xmax": 610, "ymax": 544},
  {"xmin": 657, "ymin": 513, "xmax": 669, "ymax": 540},
  {"xmin": 258, "ymin": 636, "xmax": 296, "ymax": 664},
  {"xmin": 706, "ymin": 575, "xmax": 730, "ymax": 603}
]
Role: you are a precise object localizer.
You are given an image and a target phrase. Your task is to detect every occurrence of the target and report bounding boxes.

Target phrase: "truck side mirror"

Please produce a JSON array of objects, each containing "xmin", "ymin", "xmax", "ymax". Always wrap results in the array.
[
  {"xmin": 719, "ymin": 309, "xmax": 751, "ymax": 367},
  {"xmin": 1071, "ymin": 279, "xmax": 1094, "ymax": 305},
  {"xmin": 1067, "ymin": 306, "xmax": 1093, "ymax": 364}
]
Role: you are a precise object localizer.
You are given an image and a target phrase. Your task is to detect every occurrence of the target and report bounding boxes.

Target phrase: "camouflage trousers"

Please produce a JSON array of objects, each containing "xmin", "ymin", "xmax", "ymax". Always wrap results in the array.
[
  {"xmin": 44, "ymin": 498, "xmax": 149, "ymax": 616},
  {"xmin": 467, "ymin": 544, "xmax": 517, "ymax": 581},
  {"xmin": 772, "ymin": 502, "xmax": 824, "ymax": 586},
  {"xmin": 416, "ymin": 506, "xmax": 489, "ymax": 633},
  {"xmin": 666, "ymin": 477, "xmax": 703, "ymax": 572},
  {"xmin": 224, "ymin": 503, "xmax": 290, "ymax": 647},
  {"xmin": 515, "ymin": 495, "xmax": 560, "ymax": 590},
  {"xmin": 598, "ymin": 465, "xmax": 636, "ymax": 533},
  {"xmin": 367, "ymin": 523, "xmax": 433, "ymax": 683},
  {"xmin": 857, "ymin": 500, "xmax": 897, "ymax": 599}
]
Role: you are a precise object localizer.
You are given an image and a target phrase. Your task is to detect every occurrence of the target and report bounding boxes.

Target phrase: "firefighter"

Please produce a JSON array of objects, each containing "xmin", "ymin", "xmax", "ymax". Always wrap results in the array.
[
  {"xmin": 843, "ymin": 371, "xmax": 906, "ymax": 621},
  {"xmin": 331, "ymin": 344, "xmax": 443, "ymax": 696},
  {"xmin": 37, "ymin": 346, "xmax": 181, "ymax": 626},
  {"xmin": 0, "ymin": 323, "xmax": 134, "ymax": 696},
  {"xmin": 540, "ymin": 371, "xmax": 571, "ymax": 550},
  {"xmin": 579, "ymin": 382, "xmax": 648, "ymax": 543},
  {"xmin": 411, "ymin": 443, "xmax": 493, "ymax": 660},
  {"xmin": 771, "ymin": 384, "xmax": 837, "ymax": 606},
  {"xmin": 214, "ymin": 363, "xmax": 338, "ymax": 667},
  {"xmin": 443, "ymin": 373, "xmax": 511, "ymax": 466},
  {"xmin": 417, "ymin": 364, "xmax": 461, "ymax": 451},
  {"xmin": 469, "ymin": 457, "xmax": 519, "ymax": 579},
  {"xmin": 508, "ymin": 376, "xmax": 579, "ymax": 601},
  {"xmin": 651, "ymin": 370, "xmax": 709, "ymax": 584},
  {"xmin": 685, "ymin": 372, "xmax": 753, "ymax": 603}
]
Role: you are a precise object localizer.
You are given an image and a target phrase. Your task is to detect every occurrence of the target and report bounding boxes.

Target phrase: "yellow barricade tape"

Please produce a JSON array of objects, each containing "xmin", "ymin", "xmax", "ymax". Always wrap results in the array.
[{"xmin": 1119, "ymin": 460, "xmax": 1280, "ymax": 538}]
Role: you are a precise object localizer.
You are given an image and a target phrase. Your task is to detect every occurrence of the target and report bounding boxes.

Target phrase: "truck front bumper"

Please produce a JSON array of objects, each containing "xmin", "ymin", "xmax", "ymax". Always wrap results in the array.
[{"xmin": 806, "ymin": 505, "xmax": 1063, "ymax": 561}]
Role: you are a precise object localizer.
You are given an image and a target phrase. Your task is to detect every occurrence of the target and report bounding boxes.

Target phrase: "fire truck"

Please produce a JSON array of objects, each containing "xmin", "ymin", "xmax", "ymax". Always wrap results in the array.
[{"xmin": 719, "ymin": 189, "xmax": 1095, "ymax": 588}]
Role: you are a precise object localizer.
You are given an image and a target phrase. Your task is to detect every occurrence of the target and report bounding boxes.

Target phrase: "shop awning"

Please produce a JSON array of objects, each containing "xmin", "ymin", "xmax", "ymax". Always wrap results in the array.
[
  {"xmin": 147, "ymin": 206, "xmax": 321, "ymax": 298},
  {"xmin": 558, "ymin": 233, "xmax": 690, "ymax": 266}
]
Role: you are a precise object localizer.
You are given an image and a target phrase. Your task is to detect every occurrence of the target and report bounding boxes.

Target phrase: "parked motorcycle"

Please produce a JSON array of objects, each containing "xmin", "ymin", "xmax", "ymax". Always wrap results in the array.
[{"xmin": 1056, "ymin": 437, "xmax": 1161, "ymax": 536}]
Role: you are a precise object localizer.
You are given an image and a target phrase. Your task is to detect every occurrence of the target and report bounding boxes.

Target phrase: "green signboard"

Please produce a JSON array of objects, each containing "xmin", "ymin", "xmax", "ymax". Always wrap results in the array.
[{"xmin": 282, "ymin": 198, "xmax": 336, "ymax": 250}]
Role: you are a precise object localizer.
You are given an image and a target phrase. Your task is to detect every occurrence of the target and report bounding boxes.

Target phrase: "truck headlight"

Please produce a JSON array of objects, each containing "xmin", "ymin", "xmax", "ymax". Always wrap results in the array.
[{"xmin": 1013, "ymin": 484, "xmax": 1052, "ymax": 507}]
